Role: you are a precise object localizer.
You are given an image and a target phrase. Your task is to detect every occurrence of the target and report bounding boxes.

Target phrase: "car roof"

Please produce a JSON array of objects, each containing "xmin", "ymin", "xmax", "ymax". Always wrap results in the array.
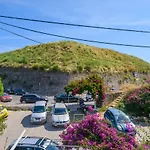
[
  {"xmin": 35, "ymin": 101, "xmax": 46, "ymax": 106},
  {"xmin": 107, "ymin": 107, "xmax": 123, "ymax": 116},
  {"xmin": 54, "ymin": 103, "xmax": 66, "ymax": 108},
  {"xmin": 19, "ymin": 137, "xmax": 41, "ymax": 145},
  {"xmin": 9, "ymin": 137, "xmax": 59, "ymax": 149}
]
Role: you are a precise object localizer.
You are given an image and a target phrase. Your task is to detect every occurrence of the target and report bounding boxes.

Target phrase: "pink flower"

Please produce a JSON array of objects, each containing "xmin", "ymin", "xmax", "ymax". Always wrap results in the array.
[{"xmin": 88, "ymin": 106, "xmax": 94, "ymax": 112}]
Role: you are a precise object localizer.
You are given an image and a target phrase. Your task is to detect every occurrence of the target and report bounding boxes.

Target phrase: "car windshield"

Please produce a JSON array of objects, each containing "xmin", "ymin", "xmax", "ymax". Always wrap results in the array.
[
  {"xmin": 3, "ymin": 93, "xmax": 8, "ymax": 96},
  {"xmin": 116, "ymin": 112, "xmax": 131, "ymax": 123},
  {"xmin": 33, "ymin": 106, "xmax": 45, "ymax": 113},
  {"xmin": 54, "ymin": 108, "xmax": 67, "ymax": 115}
]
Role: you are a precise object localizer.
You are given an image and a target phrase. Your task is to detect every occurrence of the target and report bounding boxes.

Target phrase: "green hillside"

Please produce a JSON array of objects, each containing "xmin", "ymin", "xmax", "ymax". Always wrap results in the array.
[{"xmin": 0, "ymin": 41, "xmax": 150, "ymax": 73}]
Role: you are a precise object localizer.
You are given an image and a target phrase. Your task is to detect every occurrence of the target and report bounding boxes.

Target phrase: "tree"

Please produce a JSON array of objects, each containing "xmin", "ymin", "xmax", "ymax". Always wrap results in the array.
[
  {"xmin": 0, "ymin": 117, "xmax": 6, "ymax": 135},
  {"xmin": 0, "ymin": 78, "xmax": 4, "ymax": 96},
  {"xmin": 0, "ymin": 78, "xmax": 6, "ymax": 135},
  {"xmin": 65, "ymin": 74, "xmax": 106, "ymax": 107}
]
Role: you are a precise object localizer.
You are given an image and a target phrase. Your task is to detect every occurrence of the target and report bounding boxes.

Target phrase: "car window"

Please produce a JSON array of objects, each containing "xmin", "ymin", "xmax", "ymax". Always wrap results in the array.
[
  {"xmin": 14, "ymin": 147, "xmax": 22, "ymax": 150},
  {"xmin": 116, "ymin": 113, "xmax": 131, "ymax": 123},
  {"xmin": 3, "ymin": 93, "xmax": 8, "ymax": 96},
  {"xmin": 54, "ymin": 108, "xmax": 67, "ymax": 115},
  {"xmin": 33, "ymin": 106, "xmax": 45, "ymax": 113},
  {"xmin": 22, "ymin": 147, "xmax": 34, "ymax": 150},
  {"xmin": 106, "ymin": 111, "xmax": 114, "ymax": 121}
]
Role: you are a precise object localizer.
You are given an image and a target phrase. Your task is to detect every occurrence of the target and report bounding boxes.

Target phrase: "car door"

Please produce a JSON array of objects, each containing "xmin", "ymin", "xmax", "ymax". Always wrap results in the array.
[
  {"xmin": 31, "ymin": 95, "xmax": 39, "ymax": 103},
  {"xmin": 26, "ymin": 95, "xmax": 35, "ymax": 103}
]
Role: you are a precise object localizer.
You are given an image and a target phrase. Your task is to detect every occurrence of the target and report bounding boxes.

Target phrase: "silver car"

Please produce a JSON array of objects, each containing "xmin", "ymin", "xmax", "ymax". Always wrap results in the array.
[
  {"xmin": 51, "ymin": 103, "xmax": 70, "ymax": 127},
  {"xmin": 31, "ymin": 101, "xmax": 47, "ymax": 124}
]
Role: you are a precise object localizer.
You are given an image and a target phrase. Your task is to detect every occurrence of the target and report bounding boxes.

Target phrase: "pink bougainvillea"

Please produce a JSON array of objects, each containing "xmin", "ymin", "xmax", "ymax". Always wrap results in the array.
[
  {"xmin": 65, "ymin": 74, "xmax": 106, "ymax": 107},
  {"xmin": 60, "ymin": 113, "xmax": 138, "ymax": 149}
]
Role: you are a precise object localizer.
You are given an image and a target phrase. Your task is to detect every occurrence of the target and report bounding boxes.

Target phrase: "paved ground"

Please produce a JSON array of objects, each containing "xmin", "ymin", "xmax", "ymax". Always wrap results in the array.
[
  {"xmin": 1, "ymin": 95, "xmax": 94, "ymax": 111},
  {"xmin": 0, "ymin": 111, "xmax": 65, "ymax": 150},
  {"xmin": 1, "ymin": 95, "xmax": 55, "ymax": 110}
]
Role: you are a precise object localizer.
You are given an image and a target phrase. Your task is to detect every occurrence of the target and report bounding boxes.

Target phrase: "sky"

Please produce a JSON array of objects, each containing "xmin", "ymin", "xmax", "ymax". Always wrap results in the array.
[{"xmin": 0, "ymin": 0, "xmax": 150, "ymax": 63}]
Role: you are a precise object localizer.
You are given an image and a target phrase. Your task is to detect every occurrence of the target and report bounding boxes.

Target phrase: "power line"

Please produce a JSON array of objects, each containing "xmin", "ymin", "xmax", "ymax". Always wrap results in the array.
[
  {"xmin": 0, "ymin": 15, "xmax": 150, "ymax": 34},
  {"xmin": 0, "ymin": 27, "xmax": 42, "ymax": 44},
  {"xmin": 1, "ymin": 21, "xmax": 150, "ymax": 48}
]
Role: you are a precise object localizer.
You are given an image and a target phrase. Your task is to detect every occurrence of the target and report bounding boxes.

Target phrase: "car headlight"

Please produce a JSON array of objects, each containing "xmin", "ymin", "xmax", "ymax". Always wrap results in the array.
[
  {"xmin": 117, "ymin": 125, "xmax": 122, "ymax": 131},
  {"xmin": 31, "ymin": 117, "xmax": 35, "ymax": 121},
  {"xmin": 41, "ymin": 117, "xmax": 46, "ymax": 120}
]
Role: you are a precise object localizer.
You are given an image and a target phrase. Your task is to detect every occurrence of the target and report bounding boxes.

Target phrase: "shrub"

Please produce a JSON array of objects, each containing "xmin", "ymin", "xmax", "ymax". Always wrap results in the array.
[
  {"xmin": 0, "ymin": 117, "xmax": 7, "ymax": 135},
  {"xmin": 123, "ymin": 85, "xmax": 150, "ymax": 117},
  {"xmin": 60, "ymin": 113, "xmax": 138, "ymax": 149},
  {"xmin": 65, "ymin": 74, "xmax": 106, "ymax": 107},
  {"xmin": 0, "ymin": 78, "xmax": 4, "ymax": 96}
]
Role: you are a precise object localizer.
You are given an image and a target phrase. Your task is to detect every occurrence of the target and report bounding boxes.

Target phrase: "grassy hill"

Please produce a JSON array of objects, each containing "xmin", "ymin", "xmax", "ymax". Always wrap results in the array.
[{"xmin": 0, "ymin": 41, "xmax": 150, "ymax": 73}]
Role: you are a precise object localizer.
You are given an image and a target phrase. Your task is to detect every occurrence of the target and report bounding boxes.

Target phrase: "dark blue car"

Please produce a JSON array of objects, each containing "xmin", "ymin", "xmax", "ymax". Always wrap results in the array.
[{"xmin": 104, "ymin": 107, "xmax": 136, "ymax": 136}]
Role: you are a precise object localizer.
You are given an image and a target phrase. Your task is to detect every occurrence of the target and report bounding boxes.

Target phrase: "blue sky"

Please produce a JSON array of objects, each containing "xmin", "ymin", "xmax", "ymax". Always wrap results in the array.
[{"xmin": 0, "ymin": 0, "xmax": 150, "ymax": 63}]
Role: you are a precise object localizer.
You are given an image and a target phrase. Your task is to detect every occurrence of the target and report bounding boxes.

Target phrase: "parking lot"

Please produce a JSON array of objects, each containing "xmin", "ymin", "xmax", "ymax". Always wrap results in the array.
[
  {"xmin": 1, "ymin": 95, "xmax": 56, "ymax": 110},
  {"xmin": 0, "ymin": 111, "xmax": 64, "ymax": 150}
]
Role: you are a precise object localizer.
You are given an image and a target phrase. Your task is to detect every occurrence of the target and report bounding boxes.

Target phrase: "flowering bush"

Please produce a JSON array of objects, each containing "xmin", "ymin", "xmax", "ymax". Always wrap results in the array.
[
  {"xmin": 60, "ymin": 113, "xmax": 138, "ymax": 149},
  {"xmin": 0, "ymin": 78, "xmax": 4, "ymax": 96},
  {"xmin": 146, "ymin": 78, "xmax": 150, "ymax": 84},
  {"xmin": 88, "ymin": 106, "xmax": 94, "ymax": 112},
  {"xmin": 125, "ymin": 85, "xmax": 150, "ymax": 117},
  {"xmin": 65, "ymin": 74, "xmax": 106, "ymax": 107}
]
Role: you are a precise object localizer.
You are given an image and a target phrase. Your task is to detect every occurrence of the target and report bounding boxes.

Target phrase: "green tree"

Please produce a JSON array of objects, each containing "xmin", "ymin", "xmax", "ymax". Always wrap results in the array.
[
  {"xmin": 0, "ymin": 78, "xmax": 4, "ymax": 96},
  {"xmin": 0, "ymin": 78, "xmax": 6, "ymax": 135},
  {"xmin": 65, "ymin": 74, "xmax": 106, "ymax": 107},
  {"xmin": 0, "ymin": 117, "xmax": 6, "ymax": 135}
]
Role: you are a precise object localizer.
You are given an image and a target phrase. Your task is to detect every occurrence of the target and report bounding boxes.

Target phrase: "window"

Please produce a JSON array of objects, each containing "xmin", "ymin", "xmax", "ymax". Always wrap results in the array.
[
  {"xmin": 54, "ymin": 108, "xmax": 67, "ymax": 115},
  {"xmin": 22, "ymin": 147, "xmax": 34, "ymax": 150},
  {"xmin": 106, "ymin": 111, "xmax": 114, "ymax": 121},
  {"xmin": 33, "ymin": 106, "xmax": 45, "ymax": 113}
]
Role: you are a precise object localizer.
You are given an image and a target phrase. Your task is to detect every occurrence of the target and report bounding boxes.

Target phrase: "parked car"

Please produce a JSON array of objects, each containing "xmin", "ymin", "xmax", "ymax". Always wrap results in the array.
[
  {"xmin": 51, "ymin": 103, "xmax": 70, "ymax": 127},
  {"xmin": 0, "ymin": 104, "xmax": 8, "ymax": 119},
  {"xmin": 5, "ymin": 88, "xmax": 15, "ymax": 95},
  {"xmin": 6, "ymin": 136, "xmax": 60, "ymax": 150},
  {"xmin": 15, "ymin": 89, "xmax": 26, "ymax": 95},
  {"xmin": 20, "ymin": 94, "xmax": 48, "ymax": 103},
  {"xmin": 104, "ymin": 107, "xmax": 136, "ymax": 136},
  {"xmin": 85, "ymin": 91, "xmax": 92, "ymax": 101},
  {"xmin": 0, "ymin": 93, "xmax": 12, "ymax": 102},
  {"xmin": 54, "ymin": 93, "xmax": 82, "ymax": 103},
  {"xmin": 31, "ymin": 101, "xmax": 47, "ymax": 124}
]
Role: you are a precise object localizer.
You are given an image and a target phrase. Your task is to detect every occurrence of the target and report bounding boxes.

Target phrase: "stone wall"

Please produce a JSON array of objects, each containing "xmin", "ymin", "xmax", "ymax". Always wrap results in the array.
[{"xmin": 0, "ymin": 67, "xmax": 149, "ymax": 96}]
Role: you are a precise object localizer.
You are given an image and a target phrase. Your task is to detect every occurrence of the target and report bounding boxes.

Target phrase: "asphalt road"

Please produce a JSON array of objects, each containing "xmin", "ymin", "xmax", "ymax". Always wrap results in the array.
[
  {"xmin": 1, "ymin": 95, "xmax": 56, "ymax": 110},
  {"xmin": 0, "ymin": 111, "xmax": 64, "ymax": 150}
]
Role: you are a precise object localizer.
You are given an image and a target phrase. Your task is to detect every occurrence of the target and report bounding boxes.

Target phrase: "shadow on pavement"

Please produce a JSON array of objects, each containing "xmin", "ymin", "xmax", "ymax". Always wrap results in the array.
[
  {"xmin": 44, "ymin": 113, "xmax": 65, "ymax": 132},
  {"xmin": 21, "ymin": 114, "xmax": 41, "ymax": 128}
]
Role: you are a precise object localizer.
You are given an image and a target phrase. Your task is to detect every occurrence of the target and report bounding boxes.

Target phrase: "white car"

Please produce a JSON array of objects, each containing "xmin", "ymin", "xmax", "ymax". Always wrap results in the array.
[
  {"xmin": 31, "ymin": 101, "xmax": 47, "ymax": 124},
  {"xmin": 51, "ymin": 103, "xmax": 70, "ymax": 127}
]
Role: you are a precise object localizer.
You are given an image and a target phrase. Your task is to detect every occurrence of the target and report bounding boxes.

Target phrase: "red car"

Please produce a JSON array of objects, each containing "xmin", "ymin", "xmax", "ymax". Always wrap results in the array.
[{"xmin": 0, "ymin": 93, "xmax": 12, "ymax": 102}]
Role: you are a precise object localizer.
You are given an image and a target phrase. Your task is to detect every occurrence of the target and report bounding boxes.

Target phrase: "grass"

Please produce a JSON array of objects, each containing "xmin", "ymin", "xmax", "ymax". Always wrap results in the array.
[{"xmin": 0, "ymin": 41, "xmax": 150, "ymax": 73}]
